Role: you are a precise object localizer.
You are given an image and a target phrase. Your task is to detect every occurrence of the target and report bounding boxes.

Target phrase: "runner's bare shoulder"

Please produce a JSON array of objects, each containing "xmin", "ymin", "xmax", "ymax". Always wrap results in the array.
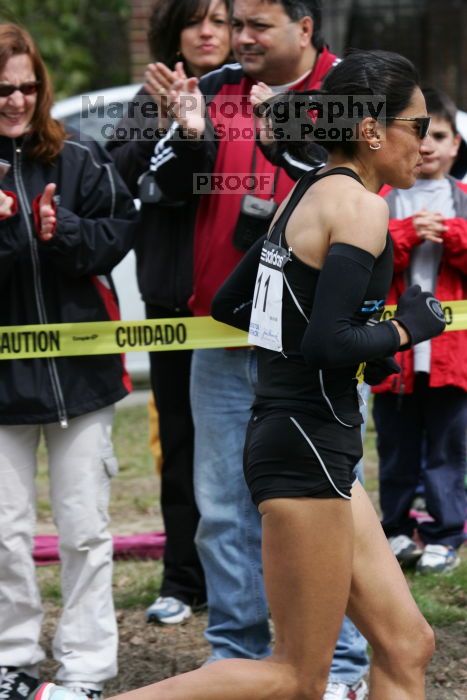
[{"xmin": 322, "ymin": 177, "xmax": 389, "ymax": 258}]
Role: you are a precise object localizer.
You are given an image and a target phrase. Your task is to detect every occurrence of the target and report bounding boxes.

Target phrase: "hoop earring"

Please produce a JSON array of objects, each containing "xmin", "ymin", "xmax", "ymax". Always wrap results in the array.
[{"xmin": 369, "ymin": 143, "xmax": 381, "ymax": 150}]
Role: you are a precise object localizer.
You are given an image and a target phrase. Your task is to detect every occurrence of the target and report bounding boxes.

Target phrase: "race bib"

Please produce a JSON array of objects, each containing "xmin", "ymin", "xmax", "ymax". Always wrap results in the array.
[{"xmin": 248, "ymin": 240, "xmax": 289, "ymax": 352}]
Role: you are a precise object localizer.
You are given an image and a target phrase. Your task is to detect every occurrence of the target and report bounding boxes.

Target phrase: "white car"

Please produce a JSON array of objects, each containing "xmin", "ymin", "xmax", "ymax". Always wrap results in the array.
[{"xmin": 52, "ymin": 85, "xmax": 150, "ymax": 382}]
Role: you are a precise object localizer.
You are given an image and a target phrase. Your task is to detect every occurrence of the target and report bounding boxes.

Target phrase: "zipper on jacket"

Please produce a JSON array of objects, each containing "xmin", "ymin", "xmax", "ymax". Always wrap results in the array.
[{"xmin": 13, "ymin": 140, "xmax": 69, "ymax": 428}]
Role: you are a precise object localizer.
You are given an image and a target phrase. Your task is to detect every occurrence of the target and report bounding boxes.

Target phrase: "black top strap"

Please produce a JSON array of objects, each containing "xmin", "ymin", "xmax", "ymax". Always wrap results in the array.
[{"xmin": 268, "ymin": 166, "xmax": 364, "ymax": 244}]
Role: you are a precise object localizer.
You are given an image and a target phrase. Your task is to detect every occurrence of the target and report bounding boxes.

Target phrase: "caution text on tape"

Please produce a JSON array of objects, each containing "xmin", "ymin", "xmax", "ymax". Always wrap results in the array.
[{"xmin": 0, "ymin": 301, "xmax": 465, "ymax": 360}]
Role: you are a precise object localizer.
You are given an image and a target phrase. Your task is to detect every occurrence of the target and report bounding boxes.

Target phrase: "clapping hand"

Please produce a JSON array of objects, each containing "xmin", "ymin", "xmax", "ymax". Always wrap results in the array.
[
  {"xmin": 250, "ymin": 82, "xmax": 274, "ymax": 144},
  {"xmin": 0, "ymin": 189, "xmax": 15, "ymax": 218},
  {"xmin": 144, "ymin": 61, "xmax": 187, "ymax": 122},
  {"xmin": 38, "ymin": 183, "xmax": 56, "ymax": 241},
  {"xmin": 169, "ymin": 70, "xmax": 206, "ymax": 138}
]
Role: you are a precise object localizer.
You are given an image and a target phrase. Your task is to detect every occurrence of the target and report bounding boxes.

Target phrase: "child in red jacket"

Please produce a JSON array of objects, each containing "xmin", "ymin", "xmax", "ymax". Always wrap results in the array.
[{"xmin": 374, "ymin": 87, "xmax": 467, "ymax": 573}]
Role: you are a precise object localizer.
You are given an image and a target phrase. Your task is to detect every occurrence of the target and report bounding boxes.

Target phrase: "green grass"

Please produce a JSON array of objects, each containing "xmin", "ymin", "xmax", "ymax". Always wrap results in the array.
[
  {"xmin": 37, "ymin": 404, "xmax": 159, "ymax": 526},
  {"xmin": 407, "ymin": 564, "xmax": 467, "ymax": 627},
  {"xmin": 112, "ymin": 560, "xmax": 163, "ymax": 609},
  {"xmin": 37, "ymin": 549, "xmax": 467, "ymax": 627},
  {"xmin": 37, "ymin": 559, "xmax": 163, "ymax": 609},
  {"xmin": 36, "ymin": 403, "xmax": 466, "ymax": 629}
]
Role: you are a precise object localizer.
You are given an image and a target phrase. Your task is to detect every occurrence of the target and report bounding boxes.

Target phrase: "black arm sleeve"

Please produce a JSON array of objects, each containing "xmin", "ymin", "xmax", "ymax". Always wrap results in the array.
[
  {"xmin": 301, "ymin": 243, "xmax": 400, "ymax": 367},
  {"xmin": 211, "ymin": 235, "xmax": 266, "ymax": 331}
]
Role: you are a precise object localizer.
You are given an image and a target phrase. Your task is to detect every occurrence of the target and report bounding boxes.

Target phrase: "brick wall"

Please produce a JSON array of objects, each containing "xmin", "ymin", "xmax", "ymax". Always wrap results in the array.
[{"xmin": 130, "ymin": 0, "xmax": 153, "ymax": 84}]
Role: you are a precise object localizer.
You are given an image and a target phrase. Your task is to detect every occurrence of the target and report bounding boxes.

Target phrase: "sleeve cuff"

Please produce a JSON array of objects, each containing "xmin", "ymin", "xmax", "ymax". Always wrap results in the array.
[
  {"xmin": 32, "ymin": 192, "xmax": 57, "ymax": 237},
  {"xmin": 0, "ymin": 191, "xmax": 18, "ymax": 220}
]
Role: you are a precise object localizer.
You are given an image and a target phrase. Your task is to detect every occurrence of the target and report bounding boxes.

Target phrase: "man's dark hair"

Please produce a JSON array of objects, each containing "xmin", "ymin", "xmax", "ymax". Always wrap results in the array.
[
  {"xmin": 148, "ymin": 0, "xmax": 231, "ymax": 73},
  {"xmin": 422, "ymin": 86, "xmax": 467, "ymax": 179},
  {"xmin": 269, "ymin": 0, "xmax": 324, "ymax": 50},
  {"xmin": 422, "ymin": 87, "xmax": 458, "ymax": 134}
]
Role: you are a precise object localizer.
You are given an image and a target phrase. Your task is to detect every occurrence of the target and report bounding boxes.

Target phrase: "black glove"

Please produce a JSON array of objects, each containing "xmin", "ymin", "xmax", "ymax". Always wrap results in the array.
[
  {"xmin": 364, "ymin": 357, "xmax": 401, "ymax": 386},
  {"xmin": 393, "ymin": 285, "xmax": 446, "ymax": 347}
]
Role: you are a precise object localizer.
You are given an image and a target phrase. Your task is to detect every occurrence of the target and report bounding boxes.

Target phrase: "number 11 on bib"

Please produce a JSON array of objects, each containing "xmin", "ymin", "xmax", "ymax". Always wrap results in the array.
[{"xmin": 248, "ymin": 240, "xmax": 290, "ymax": 352}]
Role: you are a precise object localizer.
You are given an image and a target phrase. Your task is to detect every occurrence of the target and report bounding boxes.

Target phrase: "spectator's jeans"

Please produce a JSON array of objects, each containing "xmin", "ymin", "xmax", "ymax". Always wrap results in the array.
[
  {"xmin": 191, "ymin": 348, "xmax": 368, "ymax": 682},
  {"xmin": 374, "ymin": 377, "xmax": 466, "ymax": 549},
  {"xmin": 0, "ymin": 406, "xmax": 118, "ymax": 689}
]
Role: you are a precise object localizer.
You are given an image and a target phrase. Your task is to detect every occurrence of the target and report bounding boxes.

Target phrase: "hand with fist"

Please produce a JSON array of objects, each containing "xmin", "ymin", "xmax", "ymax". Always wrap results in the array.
[
  {"xmin": 0, "ymin": 189, "xmax": 16, "ymax": 219},
  {"xmin": 392, "ymin": 284, "xmax": 446, "ymax": 347},
  {"xmin": 250, "ymin": 82, "xmax": 275, "ymax": 145},
  {"xmin": 37, "ymin": 183, "xmax": 57, "ymax": 241},
  {"xmin": 363, "ymin": 356, "xmax": 401, "ymax": 386}
]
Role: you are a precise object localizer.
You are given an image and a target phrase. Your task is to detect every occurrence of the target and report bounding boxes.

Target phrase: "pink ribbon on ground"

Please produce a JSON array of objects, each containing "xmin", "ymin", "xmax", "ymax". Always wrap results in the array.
[{"xmin": 34, "ymin": 532, "xmax": 166, "ymax": 566}]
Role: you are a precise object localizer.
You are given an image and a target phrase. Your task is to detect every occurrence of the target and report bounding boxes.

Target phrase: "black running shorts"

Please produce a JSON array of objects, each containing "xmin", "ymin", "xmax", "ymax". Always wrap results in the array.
[{"xmin": 244, "ymin": 409, "xmax": 363, "ymax": 507}]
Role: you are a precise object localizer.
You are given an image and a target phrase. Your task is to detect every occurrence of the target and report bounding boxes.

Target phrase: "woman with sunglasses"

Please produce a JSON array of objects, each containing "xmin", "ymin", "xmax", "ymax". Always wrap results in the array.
[
  {"xmin": 0, "ymin": 23, "xmax": 136, "ymax": 700},
  {"xmin": 34, "ymin": 51, "xmax": 444, "ymax": 700}
]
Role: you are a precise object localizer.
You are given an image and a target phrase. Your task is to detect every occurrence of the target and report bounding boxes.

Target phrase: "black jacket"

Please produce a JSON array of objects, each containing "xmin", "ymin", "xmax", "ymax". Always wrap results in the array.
[
  {"xmin": 106, "ymin": 89, "xmax": 197, "ymax": 312},
  {"xmin": 0, "ymin": 133, "xmax": 137, "ymax": 425}
]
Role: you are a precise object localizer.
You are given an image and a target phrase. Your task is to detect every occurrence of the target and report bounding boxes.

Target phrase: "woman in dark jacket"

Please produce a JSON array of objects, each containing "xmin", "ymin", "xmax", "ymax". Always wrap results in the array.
[
  {"xmin": 0, "ymin": 23, "xmax": 136, "ymax": 700},
  {"xmin": 107, "ymin": 0, "xmax": 231, "ymax": 626}
]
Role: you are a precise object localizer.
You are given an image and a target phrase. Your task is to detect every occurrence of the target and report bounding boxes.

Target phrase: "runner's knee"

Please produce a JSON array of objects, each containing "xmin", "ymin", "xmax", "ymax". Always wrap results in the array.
[{"xmin": 373, "ymin": 615, "xmax": 435, "ymax": 672}]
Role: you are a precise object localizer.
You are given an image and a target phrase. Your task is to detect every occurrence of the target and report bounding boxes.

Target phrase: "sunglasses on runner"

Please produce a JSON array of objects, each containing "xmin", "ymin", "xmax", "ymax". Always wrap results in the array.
[
  {"xmin": 389, "ymin": 116, "xmax": 431, "ymax": 139},
  {"xmin": 0, "ymin": 81, "xmax": 40, "ymax": 98}
]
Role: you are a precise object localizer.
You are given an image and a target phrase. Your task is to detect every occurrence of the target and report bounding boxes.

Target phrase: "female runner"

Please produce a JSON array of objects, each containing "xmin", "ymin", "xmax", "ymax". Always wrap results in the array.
[{"xmin": 34, "ymin": 49, "xmax": 445, "ymax": 700}]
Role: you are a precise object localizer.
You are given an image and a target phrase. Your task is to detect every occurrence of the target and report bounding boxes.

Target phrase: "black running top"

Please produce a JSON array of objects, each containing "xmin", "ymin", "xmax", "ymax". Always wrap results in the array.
[{"xmin": 212, "ymin": 167, "xmax": 399, "ymax": 425}]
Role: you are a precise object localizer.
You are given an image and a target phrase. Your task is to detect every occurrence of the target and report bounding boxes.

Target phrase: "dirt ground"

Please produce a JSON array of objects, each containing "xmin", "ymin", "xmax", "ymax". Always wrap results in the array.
[{"xmin": 40, "ymin": 602, "xmax": 467, "ymax": 699}]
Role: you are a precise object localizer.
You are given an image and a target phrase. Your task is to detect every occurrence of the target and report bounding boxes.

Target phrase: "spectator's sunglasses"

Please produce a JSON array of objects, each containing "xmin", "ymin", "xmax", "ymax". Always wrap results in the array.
[
  {"xmin": 0, "ymin": 81, "xmax": 41, "ymax": 98},
  {"xmin": 388, "ymin": 116, "xmax": 431, "ymax": 139}
]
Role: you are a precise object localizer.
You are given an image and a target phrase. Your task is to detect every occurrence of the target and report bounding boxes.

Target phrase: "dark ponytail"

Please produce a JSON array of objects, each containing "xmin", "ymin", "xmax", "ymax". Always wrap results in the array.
[{"xmin": 259, "ymin": 49, "xmax": 420, "ymax": 163}]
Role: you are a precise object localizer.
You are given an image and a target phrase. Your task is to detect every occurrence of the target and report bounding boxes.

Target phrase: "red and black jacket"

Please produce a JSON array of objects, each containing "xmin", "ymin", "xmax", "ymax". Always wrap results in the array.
[
  {"xmin": 143, "ymin": 49, "xmax": 339, "ymax": 317},
  {"xmin": 0, "ymin": 132, "xmax": 137, "ymax": 425},
  {"xmin": 373, "ymin": 178, "xmax": 467, "ymax": 395}
]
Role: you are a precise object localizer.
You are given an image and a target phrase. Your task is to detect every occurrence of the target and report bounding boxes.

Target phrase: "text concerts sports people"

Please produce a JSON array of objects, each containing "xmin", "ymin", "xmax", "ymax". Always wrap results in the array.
[
  {"xmin": 0, "ymin": 23, "xmax": 136, "ymax": 700},
  {"xmin": 129, "ymin": 2, "xmax": 370, "ymax": 695},
  {"xmin": 32, "ymin": 49, "xmax": 446, "ymax": 700},
  {"xmin": 108, "ymin": 0, "xmax": 232, "ymax": 628}
]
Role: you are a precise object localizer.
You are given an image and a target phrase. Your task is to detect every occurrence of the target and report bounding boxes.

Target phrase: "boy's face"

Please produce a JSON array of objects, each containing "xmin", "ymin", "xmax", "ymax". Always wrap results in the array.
[{"xmin": 419, "ymin": 115, "xmax": 461, "ymax": 179}]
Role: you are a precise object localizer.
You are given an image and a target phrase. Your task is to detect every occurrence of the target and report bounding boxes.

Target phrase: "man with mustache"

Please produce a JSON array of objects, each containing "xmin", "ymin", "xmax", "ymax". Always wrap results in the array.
[{"xmin": 148, "ymin": 2, "xmax": 368, "ymax": 697}]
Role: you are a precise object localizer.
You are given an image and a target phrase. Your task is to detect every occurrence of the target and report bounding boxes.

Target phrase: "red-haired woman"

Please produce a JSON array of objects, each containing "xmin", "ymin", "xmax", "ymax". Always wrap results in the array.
[{"xmin": 0, "ymin": 23, "xmax": 136, "ymax": 700}]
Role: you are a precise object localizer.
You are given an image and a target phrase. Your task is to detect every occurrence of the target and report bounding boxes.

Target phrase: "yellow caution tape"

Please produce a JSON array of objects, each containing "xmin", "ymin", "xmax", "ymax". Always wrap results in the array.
[
  {"xmin": 0, "ymin": 317, "xmax": 248, "ymax": 360},
  {"xmin": 0, "ymin": 301, "xmax": 465, "ymax": 360},
  {"xmin": 379, "ymin": 300, "xmax": 466, "ymax": 331}
]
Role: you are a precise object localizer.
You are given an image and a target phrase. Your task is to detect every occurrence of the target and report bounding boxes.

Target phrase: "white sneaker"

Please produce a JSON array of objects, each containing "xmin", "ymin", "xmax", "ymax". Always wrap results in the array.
[
  {"xmin": 145, "ymin": 596, "xmax": 192, "ymax": 624},
  {"xmin": 28, "ymin": 684, "xmax": 82, "ymax": 700},
  {"xmin": 388, "ymin": 535, "xmax": 423, "ymax": 567},
  {"xmin": 323, "ymin": 679, "xmax": 368, "ymax": 699},
  {"xmin": 416, "ymin": 544, "xmax": 460, "ymax": 574}
]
